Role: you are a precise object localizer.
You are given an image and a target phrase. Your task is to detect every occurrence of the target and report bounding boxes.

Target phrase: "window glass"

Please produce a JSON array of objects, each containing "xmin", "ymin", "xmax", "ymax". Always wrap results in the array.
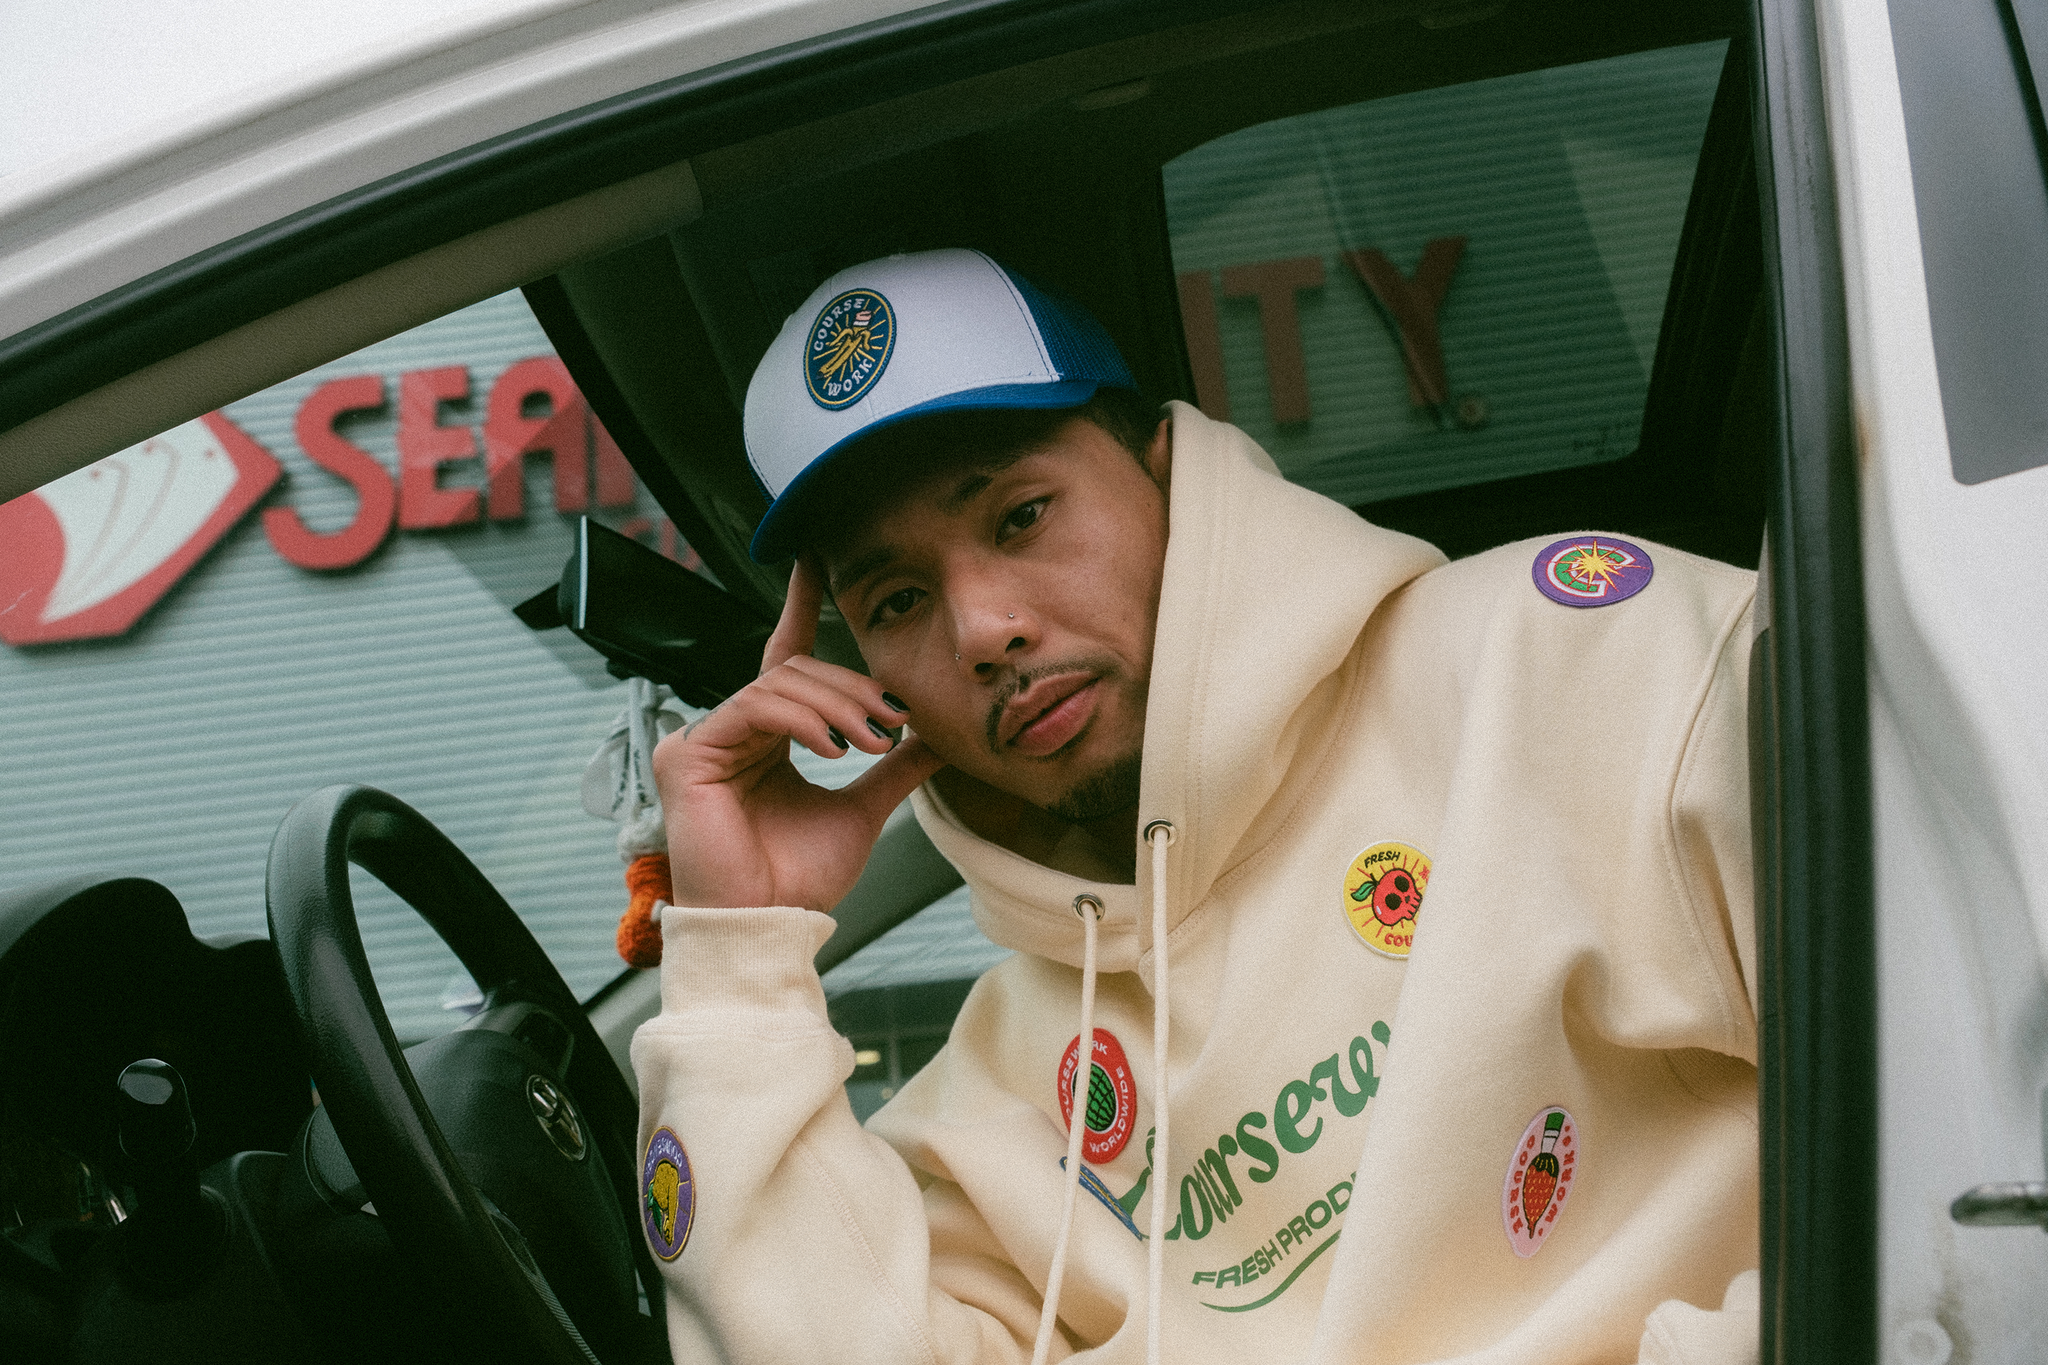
[
  {"xmin": 0, "ymin": 291, "xmax": 956, "ymax": 1040},
  {"xmin": 1887, "ymin": 0, "xmax": 2048, "ymax": 483},
  {"xmin": 1163, "ymin": 39, "xmax": 1728, "ymax": 505}
]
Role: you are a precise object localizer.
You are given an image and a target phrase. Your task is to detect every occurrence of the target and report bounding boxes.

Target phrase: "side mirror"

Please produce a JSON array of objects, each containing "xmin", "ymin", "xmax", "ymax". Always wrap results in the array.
[{"xmin": 515, "ymin": 518, "xmax": 770, "ymax": 708}]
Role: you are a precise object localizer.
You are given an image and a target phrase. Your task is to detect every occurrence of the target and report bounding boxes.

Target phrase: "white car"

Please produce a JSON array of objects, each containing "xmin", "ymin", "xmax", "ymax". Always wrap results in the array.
[{"xmin": 0, "ymin": 0, "xmax": 2041, "ymax": 1361}]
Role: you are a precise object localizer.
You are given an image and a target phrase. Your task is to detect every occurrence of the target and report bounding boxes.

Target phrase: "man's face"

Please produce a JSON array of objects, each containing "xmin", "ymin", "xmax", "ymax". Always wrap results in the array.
[{"xmin": 825, "ymin": 415, "xmax": 1170, "ymax": 823}]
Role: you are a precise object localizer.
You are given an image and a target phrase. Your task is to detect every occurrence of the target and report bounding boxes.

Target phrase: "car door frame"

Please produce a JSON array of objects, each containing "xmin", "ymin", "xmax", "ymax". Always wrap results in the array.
[
  {"xmin": 0, "ymin": 0, "xmax": 1880, "ymax": 1356},
  {"xmin": 1747, "ymin": 0, "xmax": 1875, "ymax": 1359}
]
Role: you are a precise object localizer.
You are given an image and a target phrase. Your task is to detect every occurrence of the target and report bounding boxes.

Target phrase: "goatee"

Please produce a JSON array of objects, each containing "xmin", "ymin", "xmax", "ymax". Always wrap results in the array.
[{"xmin": 1047, "ymin": 751, "xmax": 1143, "ymax": 825}]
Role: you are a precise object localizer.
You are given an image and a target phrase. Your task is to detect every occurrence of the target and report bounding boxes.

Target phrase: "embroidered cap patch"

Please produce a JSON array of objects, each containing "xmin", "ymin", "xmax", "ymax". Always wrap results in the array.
[
  {"xmin": 641, "ymin": 1126, "xmax": 696, "ymax": 1261},
  {"xmin": 1532, "ymin": 536, "xmax": 1653, "ymax": 607},
  {"xmin": 1059, "ymin": 1028, "xmax": 1137, "ymax": 1163},
  {"xmin": 805, "ymin": 289, "xmax": 896, "ymax": 409},
  {"xmin": 1502, "ymin": 1107, "xmax": 1577, "ymax": 1257},
  {"xmin": 1342, "ymin": 841, "xmax": 1432, "ymax": 959}
]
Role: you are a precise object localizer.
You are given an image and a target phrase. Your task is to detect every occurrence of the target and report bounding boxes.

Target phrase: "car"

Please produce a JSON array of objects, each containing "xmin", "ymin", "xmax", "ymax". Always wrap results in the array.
[{"xmin": 2, "ymin": 0, "xmax": 2043, "ymax": 1361}]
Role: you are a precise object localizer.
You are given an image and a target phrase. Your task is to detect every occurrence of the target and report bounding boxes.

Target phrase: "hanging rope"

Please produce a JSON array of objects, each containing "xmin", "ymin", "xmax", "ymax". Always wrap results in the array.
[{"xmin": 582, "ymin": 676, "xmax": 687, "ymax": 967}]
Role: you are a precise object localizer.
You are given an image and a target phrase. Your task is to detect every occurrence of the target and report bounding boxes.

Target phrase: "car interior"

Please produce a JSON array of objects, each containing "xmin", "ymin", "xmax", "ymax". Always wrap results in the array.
[{"xmin": 0, "ymin": 0, "xmax": 1778, "ymax": 1360}]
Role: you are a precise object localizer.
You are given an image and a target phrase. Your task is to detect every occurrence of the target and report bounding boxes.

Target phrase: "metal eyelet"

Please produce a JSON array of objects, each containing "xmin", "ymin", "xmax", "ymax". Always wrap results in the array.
[
  {"xmin": 1142, "ymin": 820, "xmax": 1177, "ymax": 845},
  {"xmin": 1072, "ymin": 893, "xmax": 1105, "ymax": 920}
]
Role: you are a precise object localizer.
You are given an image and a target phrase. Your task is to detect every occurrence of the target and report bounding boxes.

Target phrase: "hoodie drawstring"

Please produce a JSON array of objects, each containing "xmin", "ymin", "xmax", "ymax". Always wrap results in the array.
[
  {"xmin": 1032, "ymin": 892, "xmax": 1104, "ymax": 1365},
  {"xmin": 1142, "ymin": 820, "xmax": 1175, "ymax": 1365},
  {"xmin": 1029, "ymin": 821, "xmax": 1176, "ymax": 1365}
]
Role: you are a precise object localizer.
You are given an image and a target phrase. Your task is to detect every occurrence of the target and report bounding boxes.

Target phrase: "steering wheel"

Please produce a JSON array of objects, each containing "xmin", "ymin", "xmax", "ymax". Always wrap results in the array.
[{"xmin": 265, "ymin": 784, "xmax": 666, "ymax": 1365}]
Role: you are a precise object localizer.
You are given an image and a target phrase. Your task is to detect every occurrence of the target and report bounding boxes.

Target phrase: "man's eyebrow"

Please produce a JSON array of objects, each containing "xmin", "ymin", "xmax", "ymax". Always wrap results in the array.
[
  {"xmin": 830, "ymin": 545, "xmax": 896, "ymax": 597},
  {"xmin": 830, "ymin": 448, "xmax": 1036, "ymax": 592},
  {"xmin": 944, "ymin": 472, "xmax": 994, "ymax": 510},
  {"xmin": 944, "ymin": 445, "xmax": 1038, "ymax": 510}
]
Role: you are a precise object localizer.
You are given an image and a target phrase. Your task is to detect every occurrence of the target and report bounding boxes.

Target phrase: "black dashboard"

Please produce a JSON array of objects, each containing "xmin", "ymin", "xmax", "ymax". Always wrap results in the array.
[{"xmin": 0, "ymin": 875, "xmax": 313, "ymax": 1362}]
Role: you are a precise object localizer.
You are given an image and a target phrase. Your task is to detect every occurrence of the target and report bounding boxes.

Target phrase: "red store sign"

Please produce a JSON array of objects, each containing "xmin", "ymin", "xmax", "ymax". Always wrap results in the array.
[{"xmin": 0, "ymin": 357, "xmax": 641, "ymax": 647}]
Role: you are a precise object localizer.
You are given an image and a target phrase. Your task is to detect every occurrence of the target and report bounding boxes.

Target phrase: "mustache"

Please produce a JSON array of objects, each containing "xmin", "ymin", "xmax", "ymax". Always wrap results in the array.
[{"xmin": 983, "ymin": 658, "xmax": 1118, "ymax": 753}]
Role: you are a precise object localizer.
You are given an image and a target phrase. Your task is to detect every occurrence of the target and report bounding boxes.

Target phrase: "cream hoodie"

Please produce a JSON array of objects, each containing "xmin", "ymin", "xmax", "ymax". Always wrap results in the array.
[{"xmin": 633, "ymin": 404, "xmax": 1760, "ymax": 1365}]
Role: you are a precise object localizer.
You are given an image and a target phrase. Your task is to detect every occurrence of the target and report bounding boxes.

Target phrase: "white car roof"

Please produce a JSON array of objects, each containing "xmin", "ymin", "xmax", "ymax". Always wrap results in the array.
[{"xmin": 0, "ymin": 0, "xmax": 934, "ymax": 340}]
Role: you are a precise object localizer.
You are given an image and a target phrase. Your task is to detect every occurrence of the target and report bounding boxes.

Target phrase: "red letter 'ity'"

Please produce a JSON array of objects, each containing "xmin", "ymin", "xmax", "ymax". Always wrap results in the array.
[
  {"xmin": 1342, "ymin": 237, "xmax": 1466, "ymax": 408},
  {"xmin": 1221, "ymin": 257, "xmax": 1325, "ymax": 425}
]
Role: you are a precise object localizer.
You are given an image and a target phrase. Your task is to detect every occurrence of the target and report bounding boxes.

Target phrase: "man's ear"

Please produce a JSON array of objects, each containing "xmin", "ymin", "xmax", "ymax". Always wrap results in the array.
[{"xmin": 1144, "ymin": 417, "xmax": 1172, "ymax": 491}]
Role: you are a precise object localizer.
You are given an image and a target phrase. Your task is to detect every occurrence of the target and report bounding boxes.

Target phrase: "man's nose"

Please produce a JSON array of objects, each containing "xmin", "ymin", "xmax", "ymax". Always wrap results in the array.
[{"xmin": 950, "ymin": 588, "xmax": 1034, "ymax": 678}]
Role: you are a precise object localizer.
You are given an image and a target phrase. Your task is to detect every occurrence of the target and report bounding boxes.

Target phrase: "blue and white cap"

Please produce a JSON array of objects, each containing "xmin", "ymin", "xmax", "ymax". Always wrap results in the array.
[{"xmin": 742, "ymin": 248, "xmax": 1136, "ymax": 562}]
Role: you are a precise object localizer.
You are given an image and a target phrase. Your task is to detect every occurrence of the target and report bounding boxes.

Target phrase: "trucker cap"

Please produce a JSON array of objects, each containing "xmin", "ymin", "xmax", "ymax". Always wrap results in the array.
[{"xmin": 742, "ymin": 248, "xmax": 1137, "ymax": 562}]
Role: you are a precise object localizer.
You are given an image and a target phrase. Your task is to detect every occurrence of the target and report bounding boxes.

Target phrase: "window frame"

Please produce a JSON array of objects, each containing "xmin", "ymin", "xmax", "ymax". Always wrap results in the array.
[
  {"xmin": 0, "ymin": 0, "xmax": 1281, "ymax": 446},
  {"xmin": 0, "ymin": 0, "xmax": 1879, "ymax": 1352},
  {"xmin": 1745, "ymin": 0, "xmax": 1875, "ymax": 1360}
]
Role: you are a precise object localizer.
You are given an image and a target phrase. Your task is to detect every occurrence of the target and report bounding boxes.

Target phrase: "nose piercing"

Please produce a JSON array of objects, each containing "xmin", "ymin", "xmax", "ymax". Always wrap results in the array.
[
  {"xmin": 955, "ymin": 653, "xmax": 961, "ymax": 661},
  {"xmin": 1008, "ymin": 613, "xmax": 1015, "ymax": 619}
]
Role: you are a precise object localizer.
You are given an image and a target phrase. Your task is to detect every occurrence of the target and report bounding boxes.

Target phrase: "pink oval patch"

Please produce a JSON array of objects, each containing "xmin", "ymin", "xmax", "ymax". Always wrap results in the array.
[{"xmin": 1501, "ymin": 1107, "xmax": 1577, "ymax": 1258}]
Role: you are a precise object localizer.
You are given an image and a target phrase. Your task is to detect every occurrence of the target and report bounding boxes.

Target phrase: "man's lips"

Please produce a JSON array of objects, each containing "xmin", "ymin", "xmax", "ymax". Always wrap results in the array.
[{"xmin": 1000, "ymin": 674, "xmax": 1099, "ymax": 755}]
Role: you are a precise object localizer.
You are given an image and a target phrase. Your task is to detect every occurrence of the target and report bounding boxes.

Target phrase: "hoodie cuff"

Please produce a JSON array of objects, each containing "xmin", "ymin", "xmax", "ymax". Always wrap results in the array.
[{"xmin": 656, "ymin": 904, "xmax": 837, "ymax": 1028}]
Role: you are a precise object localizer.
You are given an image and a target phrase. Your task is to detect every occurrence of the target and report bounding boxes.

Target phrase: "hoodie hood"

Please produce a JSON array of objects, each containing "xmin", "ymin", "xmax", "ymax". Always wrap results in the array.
[{"xmin": 912, "ymin": 402, "xmax": 1444, "ymax": 973}]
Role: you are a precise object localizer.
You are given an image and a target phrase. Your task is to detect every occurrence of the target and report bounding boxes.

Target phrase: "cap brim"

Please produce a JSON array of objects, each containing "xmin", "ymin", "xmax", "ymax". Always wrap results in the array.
[{"xmin": 747, "ymin": 379, "xmax": 1106, "ymax": 563}]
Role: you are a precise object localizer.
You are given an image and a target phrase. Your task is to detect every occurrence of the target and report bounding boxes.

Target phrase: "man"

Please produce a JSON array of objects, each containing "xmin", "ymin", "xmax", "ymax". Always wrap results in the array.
[{"xmin": 634, "ymin": 248, "xmax": 1760, "ymax": 1364}]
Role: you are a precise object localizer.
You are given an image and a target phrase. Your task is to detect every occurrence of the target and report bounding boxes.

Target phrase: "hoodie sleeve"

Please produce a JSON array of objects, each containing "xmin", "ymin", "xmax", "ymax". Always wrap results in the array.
[
  {"xmin": 1636, "ymin": 1271, "xmax": 1761, "ymax": 1365},
  {"xmin": 630, "ymin": 905, "xmax": 1043, "ymax": 1365},
  {"xmin": 1625, "ymin": 592, "xmax": 1760, "ymax": 1365},
  {"xmin": 1667, "ymin": 594, "xmax": 1760, "ymax": 1059}
]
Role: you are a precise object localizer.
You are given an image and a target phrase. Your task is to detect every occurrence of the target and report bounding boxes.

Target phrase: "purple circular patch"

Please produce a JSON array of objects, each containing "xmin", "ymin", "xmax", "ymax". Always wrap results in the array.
[
  {"xmin": 640, "ymin": 1126, "xmax": 695, "ymax": 1261},
  {"xmin": 1532, "ymin": 536, "xmax": 1654, "ymax": 608}
]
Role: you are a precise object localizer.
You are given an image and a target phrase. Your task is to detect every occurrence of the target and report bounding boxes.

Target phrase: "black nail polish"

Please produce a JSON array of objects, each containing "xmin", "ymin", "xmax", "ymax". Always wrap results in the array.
[
  {"xmin": 866, "ymin": 718, "xmax": 893, "ymax": 743},
  {"xmin": 827, "ymin": 726, "xmax": 848, "ymax": 752},
  {"xmin": 882, "ymin": 692, "xmax": 909, "ymax": 714}
]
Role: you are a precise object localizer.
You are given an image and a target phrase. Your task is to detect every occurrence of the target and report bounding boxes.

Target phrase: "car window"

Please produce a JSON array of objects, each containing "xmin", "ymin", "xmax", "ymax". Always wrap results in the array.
[
  {"xmin": 0, "ymin": 40, "xmax": 1732, "ymax": 1052},
  {"xmin": 1163, "ymin": 39, "xmax": 1729, "ymax": 506},
  {"xmin": 0, "ymin": 290, "xmax": 997, "ymax": 1040}
]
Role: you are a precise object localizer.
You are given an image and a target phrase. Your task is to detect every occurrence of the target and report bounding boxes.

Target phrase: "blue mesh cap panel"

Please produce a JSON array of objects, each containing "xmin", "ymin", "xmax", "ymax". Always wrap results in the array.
[
  {"xmin": 748, "ymin": 379, "xmax": 1102, "ymax": 561},
  {"xmin": 1004, "ymin": 270, "xmax": 1138, "ymax": 391}
]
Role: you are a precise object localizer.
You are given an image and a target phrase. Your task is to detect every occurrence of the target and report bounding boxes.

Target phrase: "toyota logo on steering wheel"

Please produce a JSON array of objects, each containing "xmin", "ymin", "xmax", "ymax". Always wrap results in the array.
[{"xmin": 525, "ymin": 1074, "xmax": 587, "ymax": 1162}]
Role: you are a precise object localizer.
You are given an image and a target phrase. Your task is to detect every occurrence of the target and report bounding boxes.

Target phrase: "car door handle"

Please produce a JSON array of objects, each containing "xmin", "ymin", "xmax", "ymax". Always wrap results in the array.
[{"xmin": 1951, "ymin": 1182, "xmax": 2048, "ymax": 1228}]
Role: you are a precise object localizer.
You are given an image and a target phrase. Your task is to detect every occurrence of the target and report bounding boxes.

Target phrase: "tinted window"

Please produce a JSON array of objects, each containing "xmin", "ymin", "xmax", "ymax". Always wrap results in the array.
[
  {"xmin": 1164, "ymin": 40, "xmax": 1728, "ymax": 505},
  {"xmin": 1888, "ymin": 0, "xmax": 2048, "ymax": 484},
  {"xmin": 1, "ymin": 294, "xmax": 714, "ymax": 1037},
  {"xmin": 0, "ymin": 289, "xmax": 1009, "ymax": 1041}
]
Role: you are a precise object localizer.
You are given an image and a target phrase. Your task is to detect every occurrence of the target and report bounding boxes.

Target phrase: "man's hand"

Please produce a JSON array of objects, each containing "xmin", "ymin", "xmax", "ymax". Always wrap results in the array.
[{"xmin": 653, "ymin": 557, "xmax": 946, "ymax": 913}]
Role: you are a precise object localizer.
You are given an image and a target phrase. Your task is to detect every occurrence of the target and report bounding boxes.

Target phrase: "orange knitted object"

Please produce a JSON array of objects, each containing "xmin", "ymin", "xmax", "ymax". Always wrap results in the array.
[{"xmin": 616, "ymin": 853, "xmax": 673, "ymax": 968}]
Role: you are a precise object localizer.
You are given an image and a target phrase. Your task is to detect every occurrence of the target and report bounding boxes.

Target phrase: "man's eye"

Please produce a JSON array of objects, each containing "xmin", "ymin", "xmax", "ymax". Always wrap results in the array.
[
  {"xmin": 1000, "ymin": 498, "xmax": 1047, "ymax": 538},
  {"xmin": 870, "ymin": 587, "xmax": 923, "ymax": 626}
]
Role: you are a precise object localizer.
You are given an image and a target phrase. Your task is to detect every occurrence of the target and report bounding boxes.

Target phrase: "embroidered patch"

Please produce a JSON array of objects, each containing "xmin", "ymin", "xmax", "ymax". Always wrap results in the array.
[
  {"xmin": 1059, "ymin": 1028, "xmax": 1137, "ymax": 1163},
  {"xmin": 1502, "ymin": 1107, "xmax": 1577, "ymax": 1257},
  {"xmin": 1341, "ymin": 841, "xmax": 1432, "ymax": 959},
  {"xmin": 1531, "ymin": 536, "xmax": 1654, "ymax": 607},
  {"xmin": 641, "ymin": 1126, "xmax": 695, "ymax": 1261},
  {"xmin": 804, "ymin": 289, "xmax": 896, "ymax": 409}
]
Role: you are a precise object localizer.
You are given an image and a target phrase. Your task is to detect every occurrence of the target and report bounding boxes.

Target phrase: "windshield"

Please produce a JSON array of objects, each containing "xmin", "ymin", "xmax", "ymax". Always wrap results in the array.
[
  {"xmin": 0, "ymin": 290, "xmax": 1002, "ymax": 1039},
  {"xmin": 0, "ymin": 37, "xmax": 1731, "ymax": 1048},
  {"xmin": 1163, "ymin": 39, "xmax": 1727, "ymax": 505}
]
